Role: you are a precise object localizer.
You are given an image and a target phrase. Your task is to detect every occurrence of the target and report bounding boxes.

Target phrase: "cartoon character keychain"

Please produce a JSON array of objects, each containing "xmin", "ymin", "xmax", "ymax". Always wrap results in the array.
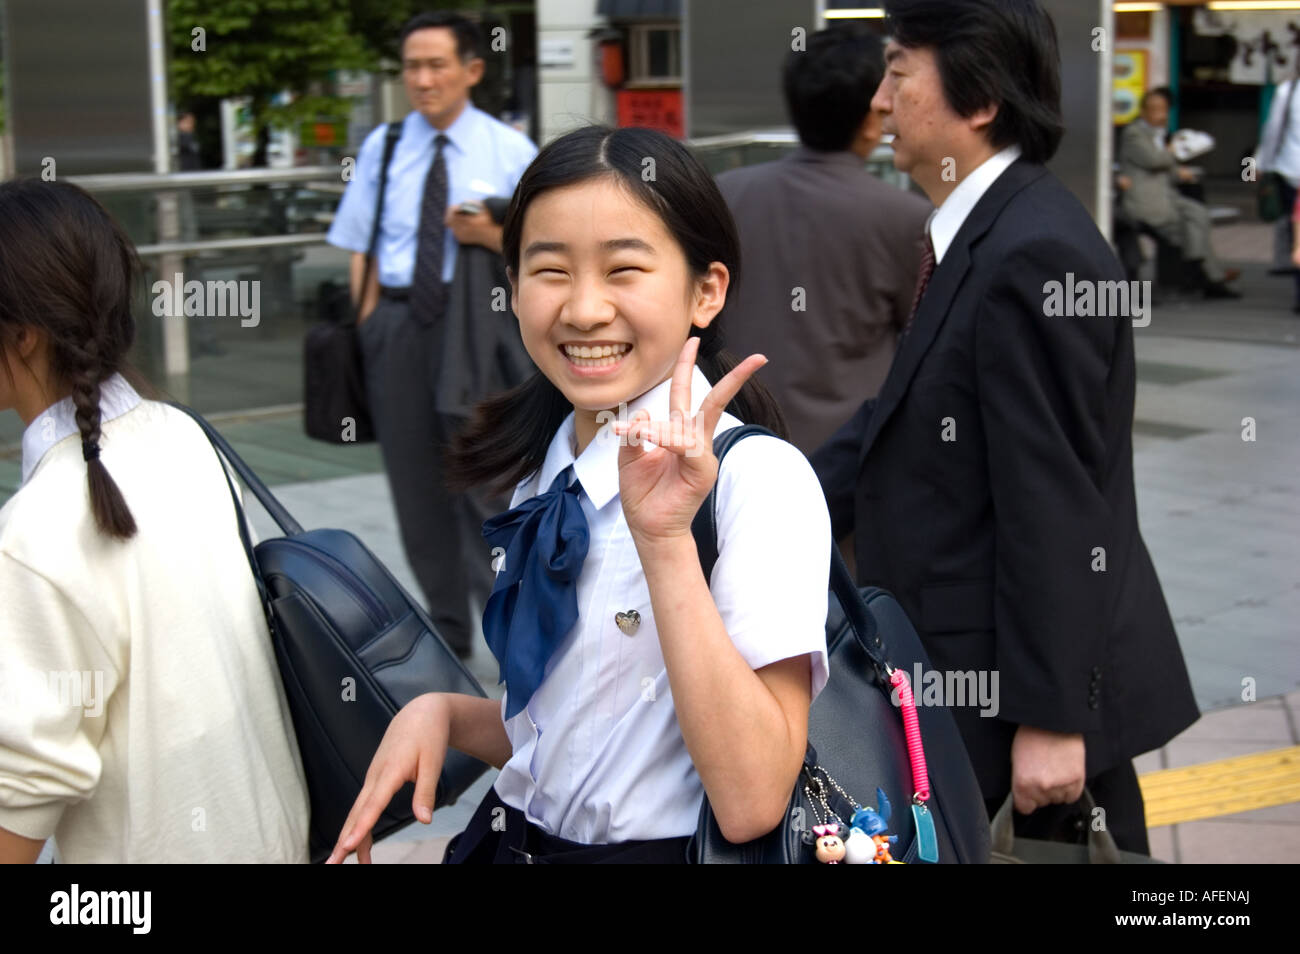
[
  {"xmin": 801, "ymin": 669, "xmax": 940, "ymax": 865},
  {"xmin": 846, "ymin": 792, "xmax": 900, "ymax": 864},
  {"xmin": 812, "ymin": 824, "xmax": 847, "ymax": 864},
  {"xmin": 804, "ymin": 769, "xmax": 903, "ymax": 865}
]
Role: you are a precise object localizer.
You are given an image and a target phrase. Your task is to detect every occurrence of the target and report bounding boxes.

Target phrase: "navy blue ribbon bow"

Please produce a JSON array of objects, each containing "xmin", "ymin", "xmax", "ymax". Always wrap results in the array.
[{"xmin": 481, "ymin": 466, "xmax": 590, "ymax": 719}]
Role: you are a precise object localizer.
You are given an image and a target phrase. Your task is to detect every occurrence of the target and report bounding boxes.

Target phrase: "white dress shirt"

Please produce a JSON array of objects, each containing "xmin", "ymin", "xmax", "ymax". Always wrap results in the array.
[
  {"xmin": 327, "ymin": 103, "xmax": 538, "ymax": 286},
  {"xmin": 492, "ymin": 365, "xmax": 832, "ymax": 844},
  {"xmin": 928, "ymin": 144, "xmax": 1023, "ymax": 264}
]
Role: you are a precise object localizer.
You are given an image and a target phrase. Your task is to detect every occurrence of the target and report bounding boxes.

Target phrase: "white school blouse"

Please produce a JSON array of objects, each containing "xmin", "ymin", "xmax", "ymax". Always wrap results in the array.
[
  {"xmin": 492, "ymin": 365, "xmax": 832, "ymax": 843},
  {"xmin": 0, "ymin": 376, "xmax": 310, "ymax": 862}
]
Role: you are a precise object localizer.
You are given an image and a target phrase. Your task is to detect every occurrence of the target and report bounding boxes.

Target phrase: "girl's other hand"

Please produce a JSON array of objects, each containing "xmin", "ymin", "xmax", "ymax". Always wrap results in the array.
[
  {"xmin": 325, "ymin": 692, "xmax": 450, "ymax": 864},
  {"xmin": 611, "ymin": 337, "xmax": 767, "ymax": 546}
]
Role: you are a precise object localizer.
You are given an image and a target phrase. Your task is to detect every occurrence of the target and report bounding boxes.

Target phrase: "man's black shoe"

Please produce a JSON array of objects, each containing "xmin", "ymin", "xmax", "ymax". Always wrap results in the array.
[{"xmin": 1204, "ymin": 282, "xmax": 1241, "ymax": 300}]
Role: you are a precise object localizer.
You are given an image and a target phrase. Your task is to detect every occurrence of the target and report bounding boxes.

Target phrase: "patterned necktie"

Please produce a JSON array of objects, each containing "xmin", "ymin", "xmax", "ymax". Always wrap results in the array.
[
  {"xmin": 481, "ymin": 465, "xmax": 590, "ymax": 720},
  {"xmin": 902, "ymin": 232, "xmax": 936, "ymax": 339},
  {"xmin": 410, "ymin": 132, "xmax": 450, "ymax": 326}
]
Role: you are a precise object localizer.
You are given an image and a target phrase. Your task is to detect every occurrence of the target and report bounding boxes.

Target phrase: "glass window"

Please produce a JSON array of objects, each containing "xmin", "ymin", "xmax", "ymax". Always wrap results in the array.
[{"xmin": 628, "ymin": 24, "xmax": 681, "ymax": 84}]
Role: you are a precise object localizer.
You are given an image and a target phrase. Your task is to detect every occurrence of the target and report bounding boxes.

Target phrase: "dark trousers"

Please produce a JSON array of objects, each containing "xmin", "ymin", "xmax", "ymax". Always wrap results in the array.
[
  {"xmin": 444, "ymin": 786, "xmax": 691, "ymax": 864},
  {"xmin": 358, "ymin": 297, "xmax": 500, "ymax": 654},
  {"xmin": 983, "ymin": 759, "xmax": 1150, "ymax": 856}
]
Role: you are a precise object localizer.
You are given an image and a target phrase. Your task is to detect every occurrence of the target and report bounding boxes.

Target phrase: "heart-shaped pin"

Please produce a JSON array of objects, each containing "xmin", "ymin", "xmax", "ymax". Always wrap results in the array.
[{"xmin": 615, "ymin": 609, "xmax": 641, "ymax": 635}]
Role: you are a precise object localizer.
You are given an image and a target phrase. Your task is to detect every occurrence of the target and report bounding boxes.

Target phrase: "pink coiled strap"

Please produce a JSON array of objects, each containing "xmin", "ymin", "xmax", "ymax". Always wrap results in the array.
[{"xmin": 889, "ymin": 668, "xmax": 931, "ymax": 803}]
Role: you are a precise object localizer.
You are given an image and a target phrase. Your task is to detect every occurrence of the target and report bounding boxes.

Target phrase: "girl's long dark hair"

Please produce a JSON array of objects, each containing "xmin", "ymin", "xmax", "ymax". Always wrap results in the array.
[
  {"xmin": 0, "ymin": 180, "xmax": 142, "ymax": 539},
  {"xmin": 448, "ymin": 125, "xmax": 788, "ymax": 494}
]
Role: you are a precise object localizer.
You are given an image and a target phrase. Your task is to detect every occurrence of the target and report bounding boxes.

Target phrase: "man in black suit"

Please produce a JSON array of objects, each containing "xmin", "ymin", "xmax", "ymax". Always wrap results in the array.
[{"xmin": 812, "ymin": 0, "xmax": 1199, "ymax": 853}]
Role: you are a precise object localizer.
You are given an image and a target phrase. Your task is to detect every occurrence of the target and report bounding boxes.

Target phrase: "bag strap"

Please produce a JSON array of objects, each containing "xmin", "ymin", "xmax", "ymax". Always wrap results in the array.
[
  {"xmin": 690, "ymin": 425, "xmax": 890, "ymax": 678},
  {"xmin": 356, "ymin": 121, "xmax": 404, "ymax": 317},
  {"xmin": 168, "ymin": 402, "xmax": 285, "ymax": 636},
  {"xmin": 169, "ymin": 402, "xmax": 304, "ymax": 536}
]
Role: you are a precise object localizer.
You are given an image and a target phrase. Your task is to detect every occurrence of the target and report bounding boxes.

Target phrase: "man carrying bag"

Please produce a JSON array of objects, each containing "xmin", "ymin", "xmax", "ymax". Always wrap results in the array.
[{"xmin": 322, "ymin": 12, "xmax": 537, "ymax": 659}]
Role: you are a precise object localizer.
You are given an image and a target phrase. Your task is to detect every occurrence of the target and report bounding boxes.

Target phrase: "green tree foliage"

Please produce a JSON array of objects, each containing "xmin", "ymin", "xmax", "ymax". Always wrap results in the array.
[
  {"xmin": 347, "ymin": 0, "xmax": 427, "ymax": 67},
  {"xmin": 170, "ymin": 0, "xmax": 369, "ymax": 141},
  {"xmin": 168, "ymin": 0, "xmax": 483, "ymax": 165}
]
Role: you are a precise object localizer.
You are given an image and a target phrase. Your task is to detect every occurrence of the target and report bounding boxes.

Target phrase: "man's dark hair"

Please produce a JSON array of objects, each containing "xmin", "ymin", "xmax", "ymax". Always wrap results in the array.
[
  {"xmin": 1141, "ymin": 86, "xmax": 1174, "ymax": 110},
  {"xmin": 399, "ymin": 11, "xmax": 484, "ymax": 62},
  {"xmin": 783, "ymin": 25, "xmax": 885, "ymax": 152},
  {"xmin": 883, "ymin": 0, "xmax": 1063, "ymax": 164}
]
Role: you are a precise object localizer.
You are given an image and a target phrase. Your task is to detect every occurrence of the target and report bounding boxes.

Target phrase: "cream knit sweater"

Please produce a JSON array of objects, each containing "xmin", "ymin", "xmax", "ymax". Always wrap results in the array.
[{"xmin": 0, "ymin": 397, "xmax": 309, "ymax": 862}]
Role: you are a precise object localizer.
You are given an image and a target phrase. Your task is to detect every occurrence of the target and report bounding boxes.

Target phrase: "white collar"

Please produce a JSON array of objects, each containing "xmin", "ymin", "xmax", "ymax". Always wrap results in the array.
[
  {"xmin": 530, "ymin": 365, "xmax": 719, "ymax": 510},
  {"xmin": 20, "ymin": 373, "xmax": 142, "ymax": 485},
  {"xmin": 410, "ymin": 100, "xmax": 481, "ymax": 153},
  {"xmin": 928, "ymin": 144, "xmax": 1022, "ymax": 265}
]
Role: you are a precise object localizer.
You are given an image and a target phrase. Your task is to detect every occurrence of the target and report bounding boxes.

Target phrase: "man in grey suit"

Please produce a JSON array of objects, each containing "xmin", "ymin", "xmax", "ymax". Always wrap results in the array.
[
  {"xmin": 1118, "ymin": 87, "xmax": 1239, "ymax": 300},
  {"xmin": 717, "ymin": 25, "xmax": 931, "ymax": 456}
]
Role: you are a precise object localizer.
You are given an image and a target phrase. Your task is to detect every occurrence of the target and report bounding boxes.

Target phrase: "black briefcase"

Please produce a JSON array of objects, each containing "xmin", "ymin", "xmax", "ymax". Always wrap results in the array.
[
  {"xmin": 303, "ymin": 120, "xmax": 402, "ymax": 445},
  {"xmin": 304, "ymin": 283, "xmax": 375, "ymax": 444}
]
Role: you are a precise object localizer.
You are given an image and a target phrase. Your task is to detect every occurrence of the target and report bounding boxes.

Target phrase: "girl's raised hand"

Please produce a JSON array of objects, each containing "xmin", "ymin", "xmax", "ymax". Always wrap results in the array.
[
  {"xmin": 611, "ymin": 337, "xmax": 767, "ymax": 545},
  {"xmin": 325, "ymin": 692, "xmax": 450, "ymax": 864}
]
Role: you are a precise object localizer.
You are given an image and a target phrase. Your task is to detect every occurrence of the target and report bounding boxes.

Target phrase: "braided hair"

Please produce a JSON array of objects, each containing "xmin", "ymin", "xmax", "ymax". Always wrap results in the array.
[{"xmin": 0, "ymin": 180, "xmax": 141, "ymax": 540}]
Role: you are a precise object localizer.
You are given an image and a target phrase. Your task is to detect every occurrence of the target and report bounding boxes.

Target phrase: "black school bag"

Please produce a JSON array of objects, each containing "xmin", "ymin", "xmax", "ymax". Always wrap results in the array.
[
  {"xmin": 689, "ymin": 425, "xmax": 991, "ymax": 864},
  {"xmin": 173, "ymin": 404, "xmax": 491, "ymax": 863}
]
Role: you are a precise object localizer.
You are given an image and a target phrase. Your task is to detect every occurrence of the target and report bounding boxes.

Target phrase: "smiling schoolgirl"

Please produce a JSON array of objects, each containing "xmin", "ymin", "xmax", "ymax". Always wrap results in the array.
[{"xmin": 328, "ymin": 126, "xmax": 832, "ymax": 864}]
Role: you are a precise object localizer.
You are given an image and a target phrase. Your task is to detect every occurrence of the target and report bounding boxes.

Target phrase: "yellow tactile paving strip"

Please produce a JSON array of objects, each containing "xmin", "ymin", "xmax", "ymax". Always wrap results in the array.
[{"xmin": 1140, "ymin": 746, "xmax": 1300, "ymax": 828}]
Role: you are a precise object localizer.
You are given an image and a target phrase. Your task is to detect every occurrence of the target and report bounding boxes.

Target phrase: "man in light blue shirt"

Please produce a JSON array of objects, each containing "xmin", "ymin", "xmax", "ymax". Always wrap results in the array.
[{"xmin": 327, "ymin": 11, "xmax": 537, "ymax": 657}]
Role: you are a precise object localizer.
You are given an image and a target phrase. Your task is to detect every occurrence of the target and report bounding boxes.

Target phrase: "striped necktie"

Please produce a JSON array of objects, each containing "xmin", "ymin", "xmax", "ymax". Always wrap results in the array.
[
  {"xmin": 902, "ymin": 232, "xmax": 936, "ymax": 339},
  {"xmin": 410, "ymin": 132, "xmax": 450, "ymax": 326}
]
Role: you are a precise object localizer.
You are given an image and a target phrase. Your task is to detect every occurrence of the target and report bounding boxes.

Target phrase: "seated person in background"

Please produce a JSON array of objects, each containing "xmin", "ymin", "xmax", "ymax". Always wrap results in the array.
[{"xmin": 1118, "ymin": 87, "xmax": 1240, "ymax": 299}]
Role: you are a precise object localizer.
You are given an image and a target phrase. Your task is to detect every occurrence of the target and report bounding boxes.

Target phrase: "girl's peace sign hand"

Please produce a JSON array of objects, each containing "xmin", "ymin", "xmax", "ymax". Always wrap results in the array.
[{"xmin": 611, "ymin": 337, "xmax": 767, "ymax": 546}]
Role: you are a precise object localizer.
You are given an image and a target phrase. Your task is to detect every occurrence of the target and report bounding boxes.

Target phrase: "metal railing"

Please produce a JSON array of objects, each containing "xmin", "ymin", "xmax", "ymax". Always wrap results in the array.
[
  {"xmin": 67, "ymin": 166, "xmax": 345, "ymax": 192},
  {"xmin": 55, "ymin": 130, "xmax": 912, "ymax": 398}
]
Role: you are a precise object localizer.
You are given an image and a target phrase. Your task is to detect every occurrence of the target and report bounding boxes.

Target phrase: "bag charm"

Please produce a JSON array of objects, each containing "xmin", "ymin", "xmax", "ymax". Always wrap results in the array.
[
  {"xmin": 812, "ymin": 824, "xmax": 846, "ymax": 864},
  {"xmin": 804, "ymin": 769, "xmax": 904, "ymax": 865},
  {"xmin": 845, "ymin": 790, "xmax": 900, "ymax": 864}
]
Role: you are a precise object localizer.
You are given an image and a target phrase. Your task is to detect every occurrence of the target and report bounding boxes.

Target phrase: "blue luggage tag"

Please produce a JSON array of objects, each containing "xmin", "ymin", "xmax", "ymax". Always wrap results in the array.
[{"xmin": 911, "ymin": 801, "xmax": 939, "ymax": 863}]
